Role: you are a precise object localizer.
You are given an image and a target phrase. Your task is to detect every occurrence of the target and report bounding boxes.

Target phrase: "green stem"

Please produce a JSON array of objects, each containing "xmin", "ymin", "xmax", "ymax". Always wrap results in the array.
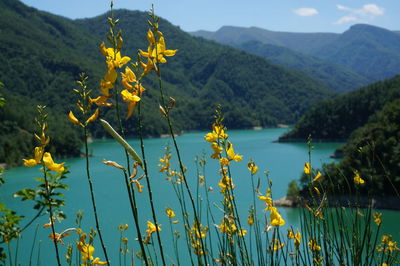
[
  {"xmin": 121, "ymin": 170, "xmax": 149, "ymax": 266},
  {"xmin": 84, "ymin": 126, "xmax": 110, "ymax": 265},
  {"xmin": 42, "ymin": 168, "xmax": 61, "ymax": 266},
  {"xmin": 29, "ymin": 224, "xmax": 39, "ymax": 266},
  {"xmin": 137, "ymin": 100, "xmax": 167, "ymax": 266}
]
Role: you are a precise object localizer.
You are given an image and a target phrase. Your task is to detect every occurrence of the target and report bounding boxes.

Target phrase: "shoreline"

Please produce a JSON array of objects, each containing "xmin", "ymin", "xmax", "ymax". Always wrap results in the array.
[{"xmin": 274, "ymin": 196, "xmax": 400, "ymax": 211}]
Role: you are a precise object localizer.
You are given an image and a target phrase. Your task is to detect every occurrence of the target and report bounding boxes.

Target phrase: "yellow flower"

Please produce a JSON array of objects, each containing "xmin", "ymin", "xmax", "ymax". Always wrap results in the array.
[
  {"xmin": 272, "ymin": 239, "xmax": 285, "ymax": 251},
  {"xmin": 353, "ymin": 170, "xmax": 365, "ymax": 184},
  {"xmin": 121, "ymin": 66, "xmax": 137, "ymax": 91},
  {"xmin": 79, "ymin": 243, "xmax": 95, "ymax": 261},
  {"xmin": 313, "ymin": 171, "xmax": 322, "ymax": 182},
  {"xmin": 90, "ymin": 95, "xmax": 112, "ymax": 107},
  {"xmin": 248, "ymin": 216, "xmax": 254, "ymax": 226},
  {"xmin": 258, "ymin": 190, "xmax": 273, "ymax": 211},
  {"xmin": 378, "ymin": 235, "xmax": 399, "ymax": 253},
  {"xmin": 219, "ymin": 219, "xmax": 237, "ymax": 235},
  {"xmin": 191, "ymin": 222, "xmax": 206, "ymax": 239},
  {"xmin": 238, "ymin": 229, "xmax": 247, "ymax": 237},
  {"xmin": 204, "ymin": 132, "xmax": 216, "ymax": 143},
  {"xmin": 100, "ymin": 42, "xmax": 131, "ymax": 69},
  {"xmin": 68, "ymin": 111, "xmax": 80, "ymax": 126},
  {"xmin": 247, "ymin": 161, "xmax": 258, "ymax": 175},
  {"xmin": 140, "ymin": 58, "xmax": 154, "ymax": 77},
  {"xmin": 219, "ymin": 157, "xmax": 230, "ymax": 166},
  {"xmin": 165, "ymin": 207, "xmax": 176, "ymax": 218},
  {"xmin": 92, "ymin": 257, "xmax": 108, "ymax": 265},
  {"xmin": 139, "ymin": 31, "xmax": 177, "ymax": 64},
  {"xmin": 270, "ymin": 207, "xmax": 285, "ymax": 226},
  {"xmin": 146, "ymin": 221, "xmax": 161, "ymax": 234},
  {"xmin": 294, "ymin": 231, "xmax": 301, "ymax": 249},
  {"xmin": 23, "ymin": 158, "xmax": 38, "ymax": 167},
  {"xmin": 211, "ymin": 142, "xmax": 223, "ymax": 159},
  {"xmin": 308, "ymin": 238, "xmax": 321, "ymax": 252},
  {"xmin": 86, "ymin": 108, "xmax": 99, "ymax": 124},
  {"xmin": 218, "ymin": 175, "xmax": 234, "ymax": 193},
  {"xmin": 23, "ymin": 146, "xmax": 44, "ymax": 167},
  {"xmin": 42, "ymin": 152, "xmax": 65, "ymax": 172},
  {"xmin": 227, "ymin": 142, "xmax": 242, "ymax": 162},
  {"xmin": 287, "ymin": 229, "xmax": 295, "ymax": 239},
  {"xmin": 373, "ymin": 212, "xmax": 382, "ymax": 226},
  {"xmin": 304, "ymin": 162, "xmax": 311, "ymax": 174},
  {"xmin": 121, "ymin": 89, "xmax": 141, "ymax": 119}
]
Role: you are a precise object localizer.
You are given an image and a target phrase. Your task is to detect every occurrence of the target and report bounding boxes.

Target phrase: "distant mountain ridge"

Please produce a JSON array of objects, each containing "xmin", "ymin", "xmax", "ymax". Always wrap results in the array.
[
  {"xmin": 314, "ymin": 24, "xmax": 400, "ymax": 82},
  {"xmin": 191, "ymin": 26, "xmax": 339, "ymax": 54},
  {"xmin": 192, "ymin": 24, "xmax": 400, "ymax": 86},
  {"xmin": 229, "ymin": 40, "xmax": 368, "ymax": 93}
]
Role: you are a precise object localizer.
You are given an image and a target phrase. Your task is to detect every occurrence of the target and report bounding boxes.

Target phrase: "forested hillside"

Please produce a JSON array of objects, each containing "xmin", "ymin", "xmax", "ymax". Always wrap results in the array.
[
  {"xmin": 304, "ymin": 98, "xmax": 400, "ymax": 198},
  {"xmin": 0, "ymin": 0, "xmax": 333, "ymax": 166},
  {"xmin": 279, "ymin": 75, "xmax": 400, "ymax": 142}
]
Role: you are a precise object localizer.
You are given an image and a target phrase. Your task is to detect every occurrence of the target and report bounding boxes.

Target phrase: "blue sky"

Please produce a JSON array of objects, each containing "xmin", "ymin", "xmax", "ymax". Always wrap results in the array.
[{"xmin": 20, "ymin": 0, "xmax": 400, "ymax": 33}]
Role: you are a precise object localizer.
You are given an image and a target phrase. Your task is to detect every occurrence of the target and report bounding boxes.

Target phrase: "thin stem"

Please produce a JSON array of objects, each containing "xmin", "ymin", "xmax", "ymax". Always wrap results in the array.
[
  {"xmin": 137, "ymin": 99, "xmax": 167, "ymax": 266},
  {"xmin": 29, "ymin": 224, "xmax": 40, "ymax": 266},
  {"xmin": 121, "ymin": 170, "xmax": 149, "ymax": 266},
  {"xmin": 84, "ymin": 126, "xmax": 110, "ymax": 265},
  {"xmin": 41, "ymin": 168, "xmax": 61, "ymax": 266}
]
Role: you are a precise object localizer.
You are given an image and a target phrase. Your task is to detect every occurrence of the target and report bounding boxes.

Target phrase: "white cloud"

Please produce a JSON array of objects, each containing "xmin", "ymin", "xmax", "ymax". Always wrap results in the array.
[
  {"xmin": 335, "ymin": 3, "xmax": 384, "ymax": 24},
  {"xmin": 357, "ymin": 4, "xmax": 384, "ymax": 16},
  {"xmin": 334, "ymin": 15, "xmax": 359, "ymax": 25},
  {"xmin": 294, "ymin": 8, "xmax": 319, "ymax": 17}
]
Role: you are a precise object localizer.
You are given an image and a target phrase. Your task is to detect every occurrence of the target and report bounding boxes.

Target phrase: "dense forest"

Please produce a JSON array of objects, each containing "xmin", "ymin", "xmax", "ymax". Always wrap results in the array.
[
  {"xmin": 299, "ymin": 98, "xmax": 400, "ymax": 199},
  {"xmin": 0, "ymin": 0, "xmax": 333, "ymax": 167},
  {"xmin": 279, "ymin": 75, "xmax": 400, "ymax": 142}
]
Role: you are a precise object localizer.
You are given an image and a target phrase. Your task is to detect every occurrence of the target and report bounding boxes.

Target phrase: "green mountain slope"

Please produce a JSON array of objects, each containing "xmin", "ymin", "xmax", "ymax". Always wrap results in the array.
[
  {"xmin": 191, "ymin": 27, "xmax": 368, "ymax": 93},
  {"xmin": 314, "ymin": 24, "xmax": 400, "ymax": 82},
  {"xmin": 279, "ymin": 75, "xmax": 400, "ymax": 142},
  {"xmin": 0, "ymin": 0, "xmax": 333, "ymax": 166},
  {"xmin": 314, "ymin": 98, "xmax": 400, "ymax": 198},
  {"xmin": 231, "ymin": 41, "xmax": 368, "ymax": 93}
]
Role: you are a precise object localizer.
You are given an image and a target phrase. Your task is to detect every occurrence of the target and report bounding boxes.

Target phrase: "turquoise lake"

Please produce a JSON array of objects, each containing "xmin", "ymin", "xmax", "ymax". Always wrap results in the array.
[{"xmin": 1, "ymin": 128, "xmax": 399, "ymax": 265}]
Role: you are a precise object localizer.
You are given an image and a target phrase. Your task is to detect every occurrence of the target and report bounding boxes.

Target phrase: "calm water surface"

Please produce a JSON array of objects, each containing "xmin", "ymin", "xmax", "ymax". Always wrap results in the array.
[{"xmin": 2, "ymin": 128, "xmax": 399, "ymax": 264}]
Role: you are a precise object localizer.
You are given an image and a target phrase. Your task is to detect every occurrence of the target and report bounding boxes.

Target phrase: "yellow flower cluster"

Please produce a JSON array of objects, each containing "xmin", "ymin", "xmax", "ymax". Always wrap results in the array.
[
  {"xmin": 308, "ymin": 237, "xmax": 322, "ymax": 252},
  {"xmin": 377, "ymin": 235, "xmax": 399, "ymax": 253},
  {"xmin": 353, "ymin": 170, "xmax": 365, "ymax": 185},
  {"xmin": 139, "ymin": 27, "xmax": 177, "ymax": 70},
  {"xmin": 144, "ymin": 221, "xmax": 161, "ymax": 244},
  {"xmin": 23, "ymin": 122, "xmax": 64, "ymax": 172},
  {"xmin": 258, "ymin": 189, "xmax": 285, "ymax": 226},
  {"xmin": 247, "ymin": 160, "xmax": 258, "ymax": 175},
  {"xmin": 188, "ymin": 221, "xmax": 208, "ymax": 256},
  {"xmin": 77, "ymin": 232, "xmax": 108, "ymax": 265},
  {"xmin": 288, "ymin": 229, "xmax": 301, "ymax": 249}
]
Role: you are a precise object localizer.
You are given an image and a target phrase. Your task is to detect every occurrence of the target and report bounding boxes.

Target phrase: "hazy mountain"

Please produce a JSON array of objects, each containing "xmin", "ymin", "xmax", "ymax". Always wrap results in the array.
[
  {"xmin": 314, "ymin": 24, "xmax": 400, "ymax": 82},
  {"xmin": 230, "ymin": 41, "xmax": 369, "ymax": 93},
  {"xmin": 191, "ymin": 26, "xmax": 369, "ymax": 93},
  {"xmin": 191, "ymin": 26, "xmax": 339, "ymax": 54},
  {"xmin": 192, "ymin": 24, "xmax": 400, "ymax": 85}
]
